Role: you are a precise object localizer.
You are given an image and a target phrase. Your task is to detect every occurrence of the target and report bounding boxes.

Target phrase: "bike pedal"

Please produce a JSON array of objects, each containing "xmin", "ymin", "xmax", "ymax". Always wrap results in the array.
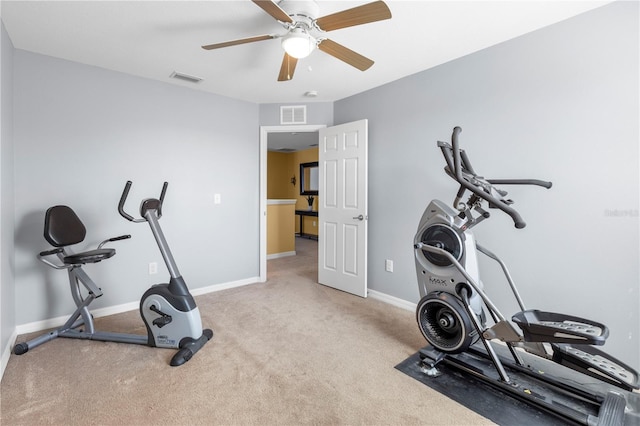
[{"xmin": 552, "ymin": 343, "xmax": 639, "ymax": 392}]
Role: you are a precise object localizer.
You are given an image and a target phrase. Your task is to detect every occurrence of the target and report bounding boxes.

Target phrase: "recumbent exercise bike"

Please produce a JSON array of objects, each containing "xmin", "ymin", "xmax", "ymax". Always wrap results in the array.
[
  {"xmin": 14, "ymin": 181, "xmax": 213, "ymax": 367},
  {"xmin": 413, "ymin": 127, "xmax": 639, "ymax": 425}
]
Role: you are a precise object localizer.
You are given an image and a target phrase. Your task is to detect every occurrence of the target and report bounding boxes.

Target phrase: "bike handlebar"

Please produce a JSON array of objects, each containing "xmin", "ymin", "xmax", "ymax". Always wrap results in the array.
[
  {"xmin": 440, "ymin": 126, "xmax": 552, "ymax": 229},
  {"xmin": 118, "ymin": 180, "xmax": 168, "ymax": 223},
  {"xmin": 118, "ymin": 181, "xmax": 136, "ymax": 221}
]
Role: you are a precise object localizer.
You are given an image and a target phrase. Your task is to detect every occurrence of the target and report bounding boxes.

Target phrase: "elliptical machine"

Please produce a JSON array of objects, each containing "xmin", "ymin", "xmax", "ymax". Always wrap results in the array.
[
  {"xmin": 14, "ymin": 181, "xmax": 213, "ymax": 367},
  {"xmin": 413, "ymin": 127, "xmax": 639, "ymax": 425}
]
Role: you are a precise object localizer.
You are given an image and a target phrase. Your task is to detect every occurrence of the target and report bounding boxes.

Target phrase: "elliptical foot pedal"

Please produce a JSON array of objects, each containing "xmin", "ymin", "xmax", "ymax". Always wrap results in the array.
[
  {"xmin": 512, "ymin": 310, "xmax": 608, "ymax": 345},
  {"xmin": 551, "ymin": 343, "xmax": 639, "ymax": 391},
  {"xmin": 592, "ymin": 391, "xmax": 626, "ymax": 426}
]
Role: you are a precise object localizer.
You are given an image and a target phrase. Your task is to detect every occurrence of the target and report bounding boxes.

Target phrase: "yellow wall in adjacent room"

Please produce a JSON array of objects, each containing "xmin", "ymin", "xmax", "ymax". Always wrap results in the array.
[
  {"xmin": 267, "ymin": 147, "xmax": 319, "ymax": 236},
  {"xmin": 267, "ymin": 151, "xmax": 295, "ymax": 199},
  {"xmin": 267, "ymin": 202, "xmax": 295, "ymax": 256}
]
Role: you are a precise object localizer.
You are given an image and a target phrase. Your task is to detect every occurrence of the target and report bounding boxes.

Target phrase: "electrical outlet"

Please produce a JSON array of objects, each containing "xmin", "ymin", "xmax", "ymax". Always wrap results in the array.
[
  {"xmin": 385, "ymin": 259, "xmax": 393, "ymax": 272},
  {"xmin": 214, "ymin": 193, "xmax": 221, "ymax": 204},
  {"xmin": 149, "ymin": 262, "xmax": 158, "ymax": 275},
  {"xmin": 312, "ymin": 221, "xmax": 316, "ymax": 227}
]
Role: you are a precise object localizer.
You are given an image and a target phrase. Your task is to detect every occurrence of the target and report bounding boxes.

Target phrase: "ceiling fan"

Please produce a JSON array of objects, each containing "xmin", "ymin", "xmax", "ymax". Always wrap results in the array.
[{"xmin": 201, "ymin": 0, "xmax": 392, "ymax": 81}]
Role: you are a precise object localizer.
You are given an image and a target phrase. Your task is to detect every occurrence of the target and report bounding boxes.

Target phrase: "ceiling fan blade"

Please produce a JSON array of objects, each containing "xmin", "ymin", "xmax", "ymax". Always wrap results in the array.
[
  {"xmin": 252, "ymin": 0, "xmax": 293, "ymax": 24},
  {"xmin": 278, "ymin": 53, "xmax": 298, "ymax": 81},
  {"xmin": 315, "ymin": 1, "xmax": 391, "ymax": 32},
  {"xmin": 202, "ymin": 34, "xmax": 275, "ymax": 50},
  {"xmin": 318, "ymin": 39, "xmax": 374, "ymax": 71}
]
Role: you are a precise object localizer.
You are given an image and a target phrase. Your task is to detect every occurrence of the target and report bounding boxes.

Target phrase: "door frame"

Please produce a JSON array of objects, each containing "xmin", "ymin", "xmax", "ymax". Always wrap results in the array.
[{"xmin": 259, "ymin": 124, "xmax": 326, "ymax": 282}]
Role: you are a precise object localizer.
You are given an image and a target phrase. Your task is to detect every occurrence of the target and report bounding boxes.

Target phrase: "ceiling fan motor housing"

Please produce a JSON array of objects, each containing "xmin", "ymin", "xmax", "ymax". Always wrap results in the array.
[{"xmin": 278, "ymin": 0, "xmax": 321, "ymax": 26}]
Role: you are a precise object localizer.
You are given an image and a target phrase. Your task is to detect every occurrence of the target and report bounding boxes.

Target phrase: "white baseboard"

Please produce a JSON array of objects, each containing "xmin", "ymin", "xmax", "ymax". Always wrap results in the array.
[
  {"xmin": 1, "ymin": 328, "xmax": 18, "ymax": 379},
  {"xmin": 5, "ymin": 280, "xmax": 412, "ymax": 382},
  {"xmin": 189, "ymin": 276, "xmax": 260, "ymax": 296},
  {"xmin": 13, "ymin": 284, "xmax": 412, "ymax": 337},
  {"xmin": 2, "ymin": 276, "xmax": 260, "ymax": 382},
  {"xmin": 15, "ymin": 301, "xmax": 139, "ymax": 335},
  {"xmin": 266, "ymin": 251, "xmax": 296, "ymax": 260},
  {"xmin": 368, "ymin": 289, "xmax": 417, "ymax": 312},
  {"xmin": 14, "ymin": 276, "xmax": 260, "ymax": 336}
]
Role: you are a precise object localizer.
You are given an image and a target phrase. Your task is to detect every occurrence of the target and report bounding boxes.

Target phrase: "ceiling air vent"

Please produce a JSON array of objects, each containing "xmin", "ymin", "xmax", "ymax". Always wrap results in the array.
[
  {"xmin": 170, "ymin": 71, "xmax": 203, "ymax": 84},
  {"xmin": 280, "ymin": 105, "xmax": 307, "ymax": 125}
]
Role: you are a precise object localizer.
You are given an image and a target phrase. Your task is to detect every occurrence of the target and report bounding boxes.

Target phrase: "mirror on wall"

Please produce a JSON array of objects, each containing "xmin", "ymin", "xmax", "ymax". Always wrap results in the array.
[{"xmin": 300, "ymin": 161, "xmax": 319, "ymax": 195}]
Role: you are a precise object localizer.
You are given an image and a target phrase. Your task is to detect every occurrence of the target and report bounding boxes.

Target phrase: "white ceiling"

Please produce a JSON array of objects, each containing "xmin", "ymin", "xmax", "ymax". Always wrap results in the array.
[
  {"xmin": 2, "ymin": 0, "xmax": 611, "ymax": 106},
  {"xmin": 267, "ymin": 129, "xmax": 318, "ymax": 151}
]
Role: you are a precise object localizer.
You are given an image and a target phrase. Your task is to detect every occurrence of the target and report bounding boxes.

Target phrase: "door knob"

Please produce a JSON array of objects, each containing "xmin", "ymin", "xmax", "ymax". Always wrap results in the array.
[{"xmin": 352, "ymin": 214, "xmax": 364, "ymax": 221}]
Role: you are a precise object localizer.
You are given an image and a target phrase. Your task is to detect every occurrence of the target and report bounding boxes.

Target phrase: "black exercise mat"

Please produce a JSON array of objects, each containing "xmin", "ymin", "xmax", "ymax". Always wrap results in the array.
[{"xmin": 395, "ymin": 352, "xmax": 566, "ymax": 426}]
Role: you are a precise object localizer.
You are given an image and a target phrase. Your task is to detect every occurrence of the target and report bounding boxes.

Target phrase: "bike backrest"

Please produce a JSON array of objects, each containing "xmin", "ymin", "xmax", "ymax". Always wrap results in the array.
[{"xmin": 44, "ymin": 205, "xmax": 86, "ymax": 247}]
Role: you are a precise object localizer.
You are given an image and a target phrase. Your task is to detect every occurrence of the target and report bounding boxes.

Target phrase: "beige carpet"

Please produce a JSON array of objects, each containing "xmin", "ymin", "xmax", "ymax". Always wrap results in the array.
[{"xmin": 1, "ymin": 238, "xmax": 493, "ymax": 425}]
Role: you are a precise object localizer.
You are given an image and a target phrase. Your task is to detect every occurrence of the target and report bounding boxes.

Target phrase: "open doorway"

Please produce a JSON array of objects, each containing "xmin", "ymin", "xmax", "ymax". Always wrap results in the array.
[{"xmin": 259, "ymin": 124, "xmax": 326, "ymax": 281}]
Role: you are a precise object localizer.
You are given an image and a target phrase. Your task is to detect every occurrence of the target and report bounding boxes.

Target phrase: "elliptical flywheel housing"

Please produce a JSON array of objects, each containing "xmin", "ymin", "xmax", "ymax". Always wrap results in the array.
[{"xmin": 416, "ymin": 292, "xmax": 478, "ymax": 354}]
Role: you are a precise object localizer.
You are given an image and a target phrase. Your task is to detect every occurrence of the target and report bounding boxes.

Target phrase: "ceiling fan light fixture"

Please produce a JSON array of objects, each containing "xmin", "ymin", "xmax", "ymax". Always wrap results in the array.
[
  {"xmin": 281, "ymin": 28, "xmax": 316, "ymax": 59},
  {"xmin": 201, "ymin": 0, "xmax": 392, "ymax": 82}
]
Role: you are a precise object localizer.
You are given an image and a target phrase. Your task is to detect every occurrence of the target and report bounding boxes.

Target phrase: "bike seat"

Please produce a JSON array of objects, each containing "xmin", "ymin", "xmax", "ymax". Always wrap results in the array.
[{"xmin": 63, "ymin": 248, "xmax": 115, "ymax": 265}]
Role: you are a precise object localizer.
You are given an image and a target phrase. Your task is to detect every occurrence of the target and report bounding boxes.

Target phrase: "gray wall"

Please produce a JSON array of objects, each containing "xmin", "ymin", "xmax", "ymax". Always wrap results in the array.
[
  {"xmin": 335, "ymin": 1, "xmax": 639, "ymax": 369},
  {"xmin": 13, "ymin": 51, "xmax": 260, "ymax": 325},
  {"xmin": 1, "ymin": 19, "xmax": 16, "ymax": 371},
  {"xmin": 3, "ymin": 0, "xmax": 638, "ymax": 376}
]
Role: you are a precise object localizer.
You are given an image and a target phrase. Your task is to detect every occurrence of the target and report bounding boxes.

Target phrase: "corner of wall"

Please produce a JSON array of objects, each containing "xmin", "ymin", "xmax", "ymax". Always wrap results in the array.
[{"xmin": 0, "ymin": 18, "xmax": 17, "ymax": 383}]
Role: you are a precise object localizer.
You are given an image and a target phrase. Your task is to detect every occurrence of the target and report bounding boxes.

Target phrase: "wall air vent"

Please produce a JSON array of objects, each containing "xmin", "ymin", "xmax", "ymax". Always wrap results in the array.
[
  {"xmin": 170, "ymin": 71, "xmax": 203, "ymax": 84},
  {"xmin": 280, "ymin": 105, "xmax": 307, "ymax": 125},
  {"xmin": 277, "ymin": 148, "xmax": 296, "ymax": 152}
]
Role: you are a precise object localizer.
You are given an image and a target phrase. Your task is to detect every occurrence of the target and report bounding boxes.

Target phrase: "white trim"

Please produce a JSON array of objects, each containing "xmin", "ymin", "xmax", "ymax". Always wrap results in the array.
[
  {"xmin": 14, "ymin": 277, "xmax": 259, "ymax": 335},
  {"xmin": 259, "ymin": 124, "xmax": 326, "ymax": 283},
  {"xmin": 260, "ymin": 128, "xmax": 268, "ymax": 282},
  {"xmin": 1, "ymin": 328, "xmax": 17, "ymax": 379},
  {"xmin": 4, "ymin": 282, "xmax": 416, "ymax": 381},
  {"xmin": 267, "ymin": 251, "xmax": 296, "ymax": 260},
  {"xmin": 367, "ymin": 289, "xmax": 416, "ymax": 312},
  {"xmin": 16, "ymin": 301, "xmax": 137, "ymax": 334},
  {"xmin": 3, "ymin": 276, "xmax": 258, "ymax": 381},
  {"xmin": 189, "ymin": 276, "xmax": 259, "ymax": 297},
  {"xmin": 267, "ymin": 199, "xmax": 296, "ymax": 205}
]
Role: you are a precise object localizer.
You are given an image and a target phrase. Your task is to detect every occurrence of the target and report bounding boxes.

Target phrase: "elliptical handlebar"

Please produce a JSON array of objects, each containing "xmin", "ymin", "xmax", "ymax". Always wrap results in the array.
[
  {"xmin": 439, "ymin": 126, "xmax": 552, "ymax": 229},
  {"xmin": 118, "ymin": 180, "xmax": 168, "ymax": 223}
]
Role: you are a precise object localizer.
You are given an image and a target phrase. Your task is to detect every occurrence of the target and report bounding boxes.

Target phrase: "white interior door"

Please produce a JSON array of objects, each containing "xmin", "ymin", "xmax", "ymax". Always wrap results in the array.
[{"xmin": 318, "ymin": 119, "xmax": 368, "ymax": 297}]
